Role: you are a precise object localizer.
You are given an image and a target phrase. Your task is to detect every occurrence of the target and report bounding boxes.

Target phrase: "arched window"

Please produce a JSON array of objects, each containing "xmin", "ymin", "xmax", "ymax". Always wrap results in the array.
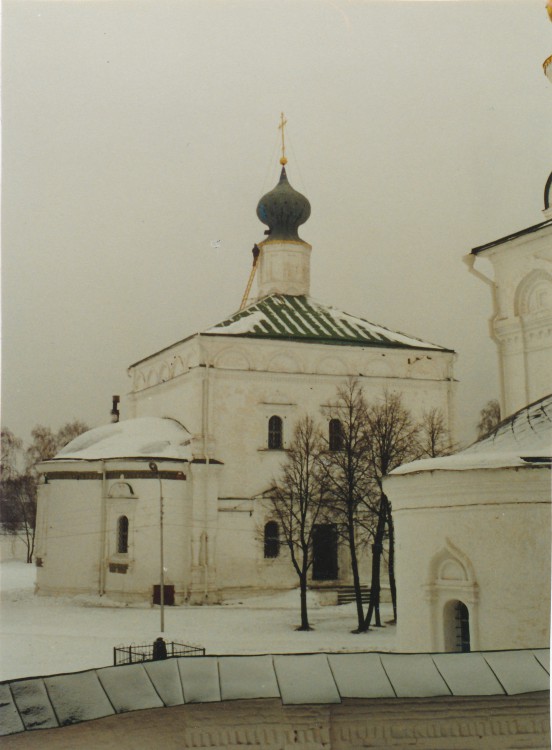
[
  {"xmin": 117, "ymin": 516, "xmax": 129, "ymax": 554},
  {"xmin": 264, "ymin": 521, "xmax": 280, "ymax": 558},
  {"xmin": 329, "ymin": 419, "xmax": 344, "ymax": 451},
  {"xmin": 444, "ymin": 600, "xmax": 470, "ymax": 652},
  {"xmin": 268, "ymin": 416, "xmax": 283, "ymax": 449}
]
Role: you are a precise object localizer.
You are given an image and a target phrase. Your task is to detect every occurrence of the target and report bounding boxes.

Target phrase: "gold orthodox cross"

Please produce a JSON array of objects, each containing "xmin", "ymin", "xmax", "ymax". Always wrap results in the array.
[{"xmin": 278, "ymin": 112, "xmax": 288, "ymax": 166}]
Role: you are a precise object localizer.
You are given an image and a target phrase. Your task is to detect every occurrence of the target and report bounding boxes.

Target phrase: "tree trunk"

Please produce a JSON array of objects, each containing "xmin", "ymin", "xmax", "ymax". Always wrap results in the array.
[
  {"xmin": 360, "ymin": 494, "xmax": 387, "ymax": 631},
  {"xmin": 347, "ymin": 514, "xmax": 365, "ymax": 631},
  {"xmin": 386, "ymin": 502, "xmax": 397, "ymax": 623},
  {"xmin": 297, "ymin": 571, "xmax": 311, "ymax": 631},
  {"xmin": 23, "ymin": 525, "xmax": 32, "ymax": 564}
]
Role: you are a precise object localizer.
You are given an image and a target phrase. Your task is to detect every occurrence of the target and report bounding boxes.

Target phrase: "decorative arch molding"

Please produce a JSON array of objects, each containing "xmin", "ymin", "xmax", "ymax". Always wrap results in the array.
[
  {"xmin": 362, "ymin": 355, "xmax": 394, "ymax": 378},
  {"xmin": 315, "ymin": 356, "xmax": 350, "ymax": 376},
  {"xmin": 171, "ymin": 355, "xmax": 188, "ymax": 378},
  {"xmin": 108, "ymin": 481, "xmax": 135, "ymax": 499},
  {"xmin": 158, "ymin": 363, "xmax": 171, "ymax": 384},
  {"xmin": 514, "ymin": 270, "xmax": 552, "ymax": 317},
  {"xmin": 144, "ymin": 368, "xmax": 157, "ymax": 388},
  {"xmin": 425, "ymin": 538, "xmax": 479, "ymax": 652},
  {"xmin": 134, "ymin": 370, "xmax": 147, "ymax": 390},
  {"xmin": 266, "ymin": 351, "xmax": 303, "ymax": 374},
  {"xmin": 213, "ymin": 347, "xmax": 252, "ymax": 371},
  {"xmin": 428, "ymin": 538, "xmax": 476, "ymax": 587}
]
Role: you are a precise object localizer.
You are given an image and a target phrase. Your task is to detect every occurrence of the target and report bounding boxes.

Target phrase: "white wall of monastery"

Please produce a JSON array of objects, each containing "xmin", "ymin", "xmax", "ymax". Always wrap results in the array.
[
  {"xmin": 2, "ymin": 694, "xmax": 549, "ymax": 750},
  {"xmin": 386, "ymin": 466, "xmax": 551, "ymax": 652}
]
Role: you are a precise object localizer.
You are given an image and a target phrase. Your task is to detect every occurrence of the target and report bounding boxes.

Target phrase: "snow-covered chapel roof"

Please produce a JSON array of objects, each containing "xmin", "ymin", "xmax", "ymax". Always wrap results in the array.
[
  {"xmin": 393, "ymin": 394, "xmax": 552, "ymax": 475},
  {"xmin": 47, "ymin": 418, "xmax": 192, "ymax": 462},
  {"xmin": 205, "ymin": 294, "xmax": 451, "ymax": 351}
]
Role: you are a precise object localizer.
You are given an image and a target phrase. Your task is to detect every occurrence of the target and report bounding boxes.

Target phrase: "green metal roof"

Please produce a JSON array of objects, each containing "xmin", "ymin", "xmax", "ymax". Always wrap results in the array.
[{"xmin": 205, "ymin": 295, "xmax": 451, "ymax": 351}]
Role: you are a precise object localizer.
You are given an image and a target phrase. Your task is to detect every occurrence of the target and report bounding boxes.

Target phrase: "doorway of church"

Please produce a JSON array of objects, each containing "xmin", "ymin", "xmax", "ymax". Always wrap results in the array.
[
  {"xmin": 312, "ymin": 524, "xmax": 338, "ymax": 580},
  {"xmin": 152, "ymin": 585, "xmax": 175, "ymax": 606}
]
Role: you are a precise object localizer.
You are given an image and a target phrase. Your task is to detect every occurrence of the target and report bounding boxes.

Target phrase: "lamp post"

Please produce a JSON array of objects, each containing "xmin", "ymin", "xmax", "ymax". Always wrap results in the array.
[{"xmin": 149, "ymin": 461, "xmax": 164, "ymax": 633}]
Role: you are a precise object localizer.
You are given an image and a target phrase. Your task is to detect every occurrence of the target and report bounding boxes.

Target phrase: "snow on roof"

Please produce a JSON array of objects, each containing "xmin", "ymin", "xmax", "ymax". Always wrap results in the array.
[
  {"xmin": 1, "ymin": 650, "xmax": 548, "ymax": 735},
  {"xmin": 205, "ymin": 295, "xmax": 452, "ymax": 351},
  {"xmin": 392, "ymin": 394, "xmax": 552, "ymax": 475},
  {"xmin": 51, "ymin": 418, "xmax": 192, "ymax": 461}
]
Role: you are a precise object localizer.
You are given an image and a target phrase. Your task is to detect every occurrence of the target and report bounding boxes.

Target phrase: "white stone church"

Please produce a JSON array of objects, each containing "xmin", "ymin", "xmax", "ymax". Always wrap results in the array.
[{"xmin": 35, "ymin": 163, "xmax": 457, "ymax": 604}]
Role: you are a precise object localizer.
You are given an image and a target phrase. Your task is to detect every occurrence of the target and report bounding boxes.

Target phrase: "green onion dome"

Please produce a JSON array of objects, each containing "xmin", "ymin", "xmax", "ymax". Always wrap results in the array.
[{"xmin": 256, "ymin": 167, "xmax": 311, "ymax": 241}]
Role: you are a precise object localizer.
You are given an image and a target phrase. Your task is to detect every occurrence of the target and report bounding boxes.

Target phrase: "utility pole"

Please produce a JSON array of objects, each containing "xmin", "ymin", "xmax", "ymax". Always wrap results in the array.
[{"xmin": 149, "ymin": 462, "xmax": 164, "ymax": 633}]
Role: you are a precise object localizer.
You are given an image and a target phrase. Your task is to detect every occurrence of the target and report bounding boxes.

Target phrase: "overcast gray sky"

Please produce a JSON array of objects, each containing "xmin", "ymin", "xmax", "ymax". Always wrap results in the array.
[{"xmin": 2, "ymin": 0, "xmax": 551, "ymax": 446}]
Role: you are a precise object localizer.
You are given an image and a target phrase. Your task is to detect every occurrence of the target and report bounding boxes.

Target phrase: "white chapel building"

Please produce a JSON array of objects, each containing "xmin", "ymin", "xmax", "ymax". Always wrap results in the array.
[{"xmin": 35, "ymin": 163, "xmax": 456, "ymax": 604}]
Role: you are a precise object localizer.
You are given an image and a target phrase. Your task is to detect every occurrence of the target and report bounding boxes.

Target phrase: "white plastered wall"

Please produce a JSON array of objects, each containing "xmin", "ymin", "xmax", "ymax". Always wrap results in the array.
[
  {"xmin": 35, "ymin": 461, "xmax": 191, "ymax": 603},
  {"xmin": 386, "ymin": 467, "xmax": 551, "ymax": 652}
]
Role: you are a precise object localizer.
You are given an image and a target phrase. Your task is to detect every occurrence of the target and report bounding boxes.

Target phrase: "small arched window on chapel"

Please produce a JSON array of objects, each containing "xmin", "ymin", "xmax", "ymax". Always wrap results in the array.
[
  {"xmin": 329, "ymin": 419, "xmax": 344, "ymax": 451},
  {"xmin": 268, "ymin": 416, "xmax": 283, "ymax": 449},
  {"xmin": 264, "ymin": 521, "xmax": 280, "ymax": 558},
  {"xmin": 117, "ymin": 516, "xmax": 129, "ymax": 554}
]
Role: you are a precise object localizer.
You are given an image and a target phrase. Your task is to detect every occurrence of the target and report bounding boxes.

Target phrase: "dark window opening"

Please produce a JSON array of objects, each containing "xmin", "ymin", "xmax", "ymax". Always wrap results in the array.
[
  {"xmin": 264, "ymin": 521, "xmax": 280, "ymax": 558},
  {"xmin": 444, "ymin": 599, "xmax": 471, "ymax": 652},
  {"xmin": 117, "ymin": 515, "xmax": 129, "ymax": 554},
  {"xmin": 109, "ymin": 563, "xmax": 128, "ymax": 574},
  {"xmin": 329, "ymin": 419, "xmax": 344, "ymax": 451},
  {"xmin": 268, "ymin": 415, "xmax": 283, "ymax": 449}
]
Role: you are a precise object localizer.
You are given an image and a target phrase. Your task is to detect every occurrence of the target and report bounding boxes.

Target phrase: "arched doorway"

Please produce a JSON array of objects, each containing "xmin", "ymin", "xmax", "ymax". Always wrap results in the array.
[
  {"xmin": 444, "ymin": 600, "xmax": 470, "ymax": 652},
  {"xmin": 427, "ymin": 540, "xmax": 479, "ymax": 651}
]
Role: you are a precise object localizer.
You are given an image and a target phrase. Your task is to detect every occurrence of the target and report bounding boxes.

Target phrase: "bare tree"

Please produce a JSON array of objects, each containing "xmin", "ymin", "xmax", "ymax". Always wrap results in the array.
[
  {"xmin": 361, "ymin": 391, "xmax": 420, "ymax": 631},
  {"xmin": 1, "ymin": 475, "xmax": 37, "ymax": 562},
  {"xmin": 321, "ymin": 380, "xmax": 375, "ymax": 632},
  {"xmin": 25, "ymin": 420, "xmax": 89, "ymax": 473},
  {"xmin": 0, "ymin": 421, "xmax": 89, "ymax": 563},
  {"xmin": 266, "ymin": 416, "xmax": 327, "ymax": 631},
  {"xmin": 417, "ymin": 407, "xmax": 453, "ymax": 458},
  {"xmin": 1, "ymin": 428, "xmax": 37, "ymax": 562},
  {"xmin": 476, "ymin": 399, "xmax": 501, "ymax": 440},
  {"xmin": 1, "ymin": 429, "xmax": 23, "ymax": 480}
]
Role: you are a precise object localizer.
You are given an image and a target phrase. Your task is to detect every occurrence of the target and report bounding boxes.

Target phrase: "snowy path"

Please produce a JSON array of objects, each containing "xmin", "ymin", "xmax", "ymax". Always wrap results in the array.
[{"xmin": 0, "ymin": 562, "xmax": 397, "ymax": 681}]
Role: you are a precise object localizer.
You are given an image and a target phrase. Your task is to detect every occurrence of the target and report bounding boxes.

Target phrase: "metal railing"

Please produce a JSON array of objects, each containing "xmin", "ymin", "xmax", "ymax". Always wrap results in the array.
[{"xmin": 113, "ymin": 640, "xmax": 205, "ymax": 666}]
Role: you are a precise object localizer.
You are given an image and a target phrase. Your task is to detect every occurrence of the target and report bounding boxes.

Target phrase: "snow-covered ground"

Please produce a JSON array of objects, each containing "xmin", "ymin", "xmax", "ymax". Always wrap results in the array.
[{"xmin": 0, "ymin": 561, "xmax": 396, "ymax": 682}]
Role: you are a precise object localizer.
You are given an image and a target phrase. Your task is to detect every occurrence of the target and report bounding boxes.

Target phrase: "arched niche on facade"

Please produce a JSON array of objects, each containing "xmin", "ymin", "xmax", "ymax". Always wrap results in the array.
[
  {"xmin": 266, "ymin": 351, "xmax": 303, "ymax": 374},
  {"xmin": 213, "ymin": 347, "xmax": 252, "ymax": 371},
  {"xmin": 158, "ymin": 363, "xmax": 171, "ymax": 384},
  {"xmin": 362, "ymin": 354, "xmax": 394, "ymax": 378},
  {"xmin": 144, "ymin": 368, "xmax": 156, "ymax": 388},
  {"xmin": 315, "ymin": 356, "xmax": 349, "ymax": 376},
  {"xmin": 425, "ymin": 538, "xmax": 479, "ymax": 652},
  {"xmin": 133, "ymin": 370, "xmax": 148, "ymax": 391},
  {"xmin": 514, "ymin": 269, "xmax": 552, "ymax": 317},
  {"xmin": 108, "ymin": 481, "xmax": 135, "ymax": 499},
  {"xmin": 171, "ymin": 355, "xmax": 188, "ymax": 378}
]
